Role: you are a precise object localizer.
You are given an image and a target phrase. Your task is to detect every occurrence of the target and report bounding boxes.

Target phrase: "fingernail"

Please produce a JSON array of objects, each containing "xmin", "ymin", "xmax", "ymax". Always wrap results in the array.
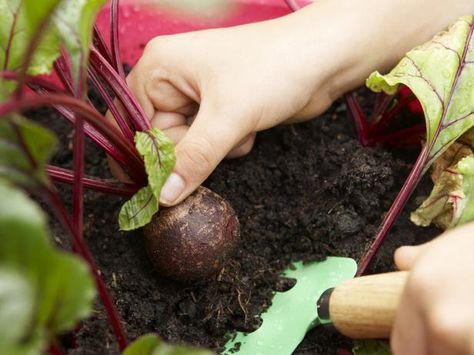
[{"xmin": 160, "ymin": 173, "xmax": 185, "ymax": 205}]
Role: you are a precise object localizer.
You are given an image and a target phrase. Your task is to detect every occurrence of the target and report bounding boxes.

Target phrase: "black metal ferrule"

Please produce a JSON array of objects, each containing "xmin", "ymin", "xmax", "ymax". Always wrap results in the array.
[{"xmin": 316, "ymin": 287, "xmax": 334, "ymax": 322}]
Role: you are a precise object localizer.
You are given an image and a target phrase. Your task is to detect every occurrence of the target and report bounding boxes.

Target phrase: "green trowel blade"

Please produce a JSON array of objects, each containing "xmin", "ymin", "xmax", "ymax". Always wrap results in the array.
[{"xmin": 221, "ymin": 257, "xmax": 357, "ymax": 355}]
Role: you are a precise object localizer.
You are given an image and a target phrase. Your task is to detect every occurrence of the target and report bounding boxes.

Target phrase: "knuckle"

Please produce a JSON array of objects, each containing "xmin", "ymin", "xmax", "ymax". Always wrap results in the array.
[
  {"xmin": 143, "ymin": 36, "xmax": 171, "ymax": 55},
  {"xmin": 427, "ymin": 308, "xmax": 461, "ymax": 342},
  {"xmin": 407, "ymin": 266, "xmax": 437, "ymax": 298},
  {"xmin": 146, "ymin": 68, "xmax": 169, "ymax": 89}
]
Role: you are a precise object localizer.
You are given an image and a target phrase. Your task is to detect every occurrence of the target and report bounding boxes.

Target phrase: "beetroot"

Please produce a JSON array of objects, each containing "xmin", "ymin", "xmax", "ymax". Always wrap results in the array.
[{"xmin": 144, "ymin": 186, "xmax": 240, "ymax": 282}]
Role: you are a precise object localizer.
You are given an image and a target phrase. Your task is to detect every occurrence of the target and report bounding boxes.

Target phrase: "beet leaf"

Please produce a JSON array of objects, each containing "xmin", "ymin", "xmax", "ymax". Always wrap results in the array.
[
  {"xmin": 411, "ymin": 155, "xmax": 474, "ymax": 229},
  {"xmin": 410, "ymin": 127, "xmax": 474, "ymax": 230},
  {"xmin": 367, "ymin": 16, "xmax": 474, "ymax": 169},
  {"xmin": 0, "ymin": 179, "xmax": 95, "ymax": 353},
  {"xmin": 357, "ymin": 16, "xmax": 474, "ymax": 274},
  {"xmin": 52, "ymin": 0, "xmax": 106, "ymax": 90},
  {"xmin": 123, "ymin": 334, "xmax": 212, "ymax": 355},
  {"xmin": 119, "ymin": 128, "xmax": 175, "ymax": 231},
  {"xmin": 0, "ymin": 115, "xmax": 57, "ymax": 188},
  {"xmin": 0, "ymin": 0, "xmax": 60, "ymax": 77}
]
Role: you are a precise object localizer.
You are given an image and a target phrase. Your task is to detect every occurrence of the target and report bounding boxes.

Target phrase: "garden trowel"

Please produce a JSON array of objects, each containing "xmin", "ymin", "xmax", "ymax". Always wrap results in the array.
[{"xmin": 222, "ymin": 257, "xmax": 407, "ymax": 354}]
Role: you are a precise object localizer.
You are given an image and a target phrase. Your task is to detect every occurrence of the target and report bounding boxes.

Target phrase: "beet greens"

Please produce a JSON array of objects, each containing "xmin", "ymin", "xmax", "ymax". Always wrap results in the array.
[
  {"xmin": 1, "ymin": 0, "xmax": 474, "ymax": 353},
  {"xmin": 285, "ymin": 3, "xmax": 474, "ymax": 278},
  {"xmin": 0, "ymin": 0, "xmax": 176, "ymax": 351},
  {"xmin": 357, "ymin": 16, "xmax": 474, "ymax": 274},
  {"xmin": 0, "ymin": 180, "xmax": 95, "ymax": 354}
]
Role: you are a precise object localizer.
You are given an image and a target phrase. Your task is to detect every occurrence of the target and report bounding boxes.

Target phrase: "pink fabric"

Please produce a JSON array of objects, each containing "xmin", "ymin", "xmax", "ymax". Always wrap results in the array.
[{"xmin": 95, "ymin": 0, "xmax": 311, "ymax": 66}]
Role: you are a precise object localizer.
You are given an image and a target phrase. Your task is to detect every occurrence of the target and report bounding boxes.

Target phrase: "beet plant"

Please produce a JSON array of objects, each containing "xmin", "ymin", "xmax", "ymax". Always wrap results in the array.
[
  {"xmin": 0, "ymin": 0, "xmax": 233, "ymax": 352},
  {"xmin": 0, "ymin": 179, "xmax": 95, "ymax": 354},
  {"xmin": 335, "ymin": 18, "xmax": 474, "ymax": 351},
  {"xmin": 1, "ymin": 0, "xmax": 474, "ymax": 353},
  {"xmin": 287, "ymin": 3, "xmax": 474, "ymax": 276},
  {"xmin": 356, "ymin": 15, "xmax": 474, "ymax": 274}
]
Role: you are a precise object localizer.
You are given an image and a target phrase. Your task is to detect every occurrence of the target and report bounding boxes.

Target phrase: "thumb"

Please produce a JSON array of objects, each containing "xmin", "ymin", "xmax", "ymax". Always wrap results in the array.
[
  {"xmin": 394, "ymin": 242, "xmax": 433, "ymax": 271},
  {"xmin": 159, "ymin": 104, "xmax": 250, "ymax": 206}
]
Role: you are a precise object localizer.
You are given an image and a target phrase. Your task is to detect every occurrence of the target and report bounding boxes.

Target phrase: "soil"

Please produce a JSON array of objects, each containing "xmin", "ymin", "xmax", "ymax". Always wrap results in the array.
[{"xmin": 33, "ymin": 89, "xmax": 439, "ymax": 355}]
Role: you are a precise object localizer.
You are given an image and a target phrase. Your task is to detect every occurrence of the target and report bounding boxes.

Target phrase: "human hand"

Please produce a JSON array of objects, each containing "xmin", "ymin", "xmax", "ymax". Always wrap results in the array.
[
  {"xmin": 391, "ymin": 223, "xmax": 474, "ymax": 355},
  {"xmin": 112, "ymin": 4, "xmax": 343, "ymax": 206},
  {"xmin": 111, "ymin": 0, "xmax": 474, "ymax": 206}
]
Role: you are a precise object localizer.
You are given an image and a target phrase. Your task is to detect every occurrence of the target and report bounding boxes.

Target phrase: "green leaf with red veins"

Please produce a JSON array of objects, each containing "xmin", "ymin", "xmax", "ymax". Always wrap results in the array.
[
  {"xmin": 52, "ymin": 0, "xmax": 106, "ymax": 90},
  {"xmin": 0, "ymin": 0, "xmax": 60, "ymax": 76},
  {"xmin": 119, "ymin": 185, "xmax": 158, "ymax": 231},
  {"xmin": 123, "ymin": 334, "xmax": 213, "ymax": 355},
  {"xmin": 411, "ymin": 155, "xmax": 474, "ymax": 229},
  {"xmin": 0, "ymin": 180, "xmax": 95, "ymax": 353},
  {"xmin": 367, "ymin": 16, "xmax": 474, "ymax": 173},
  {"xmin": 0, "ymin": 115, "xmax": 57, "ymax": 188},
  {"xmin": 0, "ymin": 0, "xmax": 105, "ymax": 93},
  {"xmin": 135, "ymin": 128, "xmax": 176, "ymax": 201},
  {"xmin": 118, "ymin": 129, "xmax": 175, "ymax": 231},
  {"xmin": 455, "ymin": 156, "xmax": 474, "ymax": 225}
]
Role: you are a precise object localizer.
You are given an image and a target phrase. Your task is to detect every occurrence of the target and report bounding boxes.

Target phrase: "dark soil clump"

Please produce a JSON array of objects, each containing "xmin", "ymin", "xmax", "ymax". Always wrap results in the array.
[{"xmin": 34, "ymin": 94, "xmax": 438, "ymax": 354}]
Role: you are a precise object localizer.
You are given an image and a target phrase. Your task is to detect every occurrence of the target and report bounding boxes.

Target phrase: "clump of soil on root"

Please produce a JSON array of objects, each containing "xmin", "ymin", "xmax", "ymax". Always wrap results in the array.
[{"xmin": 35, "ymin": 94, "xmax": 438, "ymax": 354}]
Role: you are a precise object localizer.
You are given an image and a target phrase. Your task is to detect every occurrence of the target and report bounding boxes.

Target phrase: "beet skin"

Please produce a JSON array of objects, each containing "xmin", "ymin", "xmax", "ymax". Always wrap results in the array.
[{"xmin": 143, "ymin": 186, "xmax": 240, "ymax": 282}]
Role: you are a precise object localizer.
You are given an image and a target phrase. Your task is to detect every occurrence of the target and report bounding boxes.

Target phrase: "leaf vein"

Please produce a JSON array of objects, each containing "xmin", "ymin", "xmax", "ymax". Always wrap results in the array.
[
  {"xmin": 145, "ymin": 131, "xmax": 162, "ymax": 168},
  {"xmin": 431, "ymin": 40, "xmax": 462, "ymax": 62},
  {"xmin": 128, "ymin": 192, "xmax": 154, "ymax": 221},
  {"xmin": 406, "ymin": 55, "xmax": 445, "ymax": 108},
  {"xmin": 3, "ymin": 2, "xmax": 22, "ymax": 71},
  {"xmin": 443, "ymin": 111, "xmax": 474, "ymax": 129},
  {"xmin": 429, "ymin": 21, "xmax": 474, "ymax": 154}
]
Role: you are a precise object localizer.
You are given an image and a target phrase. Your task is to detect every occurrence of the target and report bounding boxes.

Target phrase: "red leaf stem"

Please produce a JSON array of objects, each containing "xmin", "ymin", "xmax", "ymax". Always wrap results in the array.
[
  {"xmin": 110, "ymin": 0, "xmax": 126, "ymax": 80},
  {"xmin": 345, "ymin": 93, "xmax": 372, "ymax": 146},
  {"xmin": 45, "ymin": 187, "xmax": 128, "ymax": 350},
  {"xmin": 7, "ymin": 60, "xmax": 136, "ymax": 166},
  {"xmin": 375, "ymin": 124, "xmax": 425, "ymax": 147},
  {"xmin": 72, "ymin": 114, "xmax": 85, "ymax": 238},
  {"xmin": 11, "ymin": 113, "xmax": 128, "ymax": 350},
  {"xmin": 12, "ymin": 71, "xmax": 135, "ymax": 170},
  {"xmin": 357, "ymin": 146, "xmax": 428, "ymax": 275},
  {"xmin": 48, "ymin": 341, "xmax": 65, "ymax": 355},
  {"xmin": 89, "ymin": 47, "xmax": 151, "ymax": 132},
  {"xmin": 88, "ymin": 67, "xmax": 134, "ymax": 142},
  {"xmin": 369, "ymin": 93, "xmax": 394, "ymax": 122},
  {"xmin": 345, "ymin": 91, "xmax": 423, "ymax": 147},
  {"xmin": 47, "ymin": 165, "xmax": 137, "ymax": 196},
  {"xmin": 54, "ymin": 55, "xmax": 75, "ymax": 94},
  {"xmin": 0, "ymin": 94, "xmax": 147, "ymax": 185},
  {"xmin": 44, "ymin": 100, "xmax": 134, "ymax": 169},
  {"xmin": 1, "ymin": 70, "xmax": 66, "ymax": 93},
  {"xmin": 371, "ymin": 95, "xmax": 415, "ymax": 136},
  {"xmin": 93, "ymin": 25, "xmax": 114, "ymax": 65}
]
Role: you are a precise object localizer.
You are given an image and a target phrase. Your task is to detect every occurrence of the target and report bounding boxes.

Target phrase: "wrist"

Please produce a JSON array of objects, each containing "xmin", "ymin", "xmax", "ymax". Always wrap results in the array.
[{"xmin": 280, "ymin": 0, "xmax": 474, "ymax": 101}]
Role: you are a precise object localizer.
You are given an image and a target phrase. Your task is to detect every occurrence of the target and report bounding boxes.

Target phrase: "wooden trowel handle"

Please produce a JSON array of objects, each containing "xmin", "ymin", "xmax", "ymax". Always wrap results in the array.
[{"xmin": 317, "ymin": 271, "xmax": 408, "ymax": 339}]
